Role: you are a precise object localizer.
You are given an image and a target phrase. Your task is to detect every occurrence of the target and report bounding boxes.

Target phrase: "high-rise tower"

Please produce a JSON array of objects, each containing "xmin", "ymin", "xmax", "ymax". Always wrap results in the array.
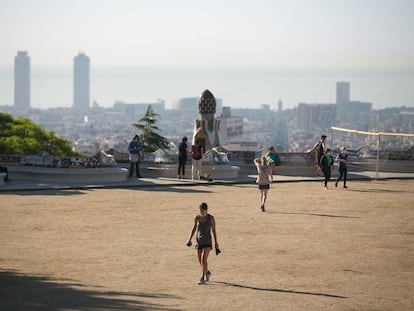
[
  {"xmin": 336, "ymin": 82, "xmax": 350, "ymax": 105},
  {"xmin": 14, "ymin": 51, "xmax": 31, "ymax": 111},
  {"xmin": 73, "ymin": 52, "xmax": 90, "ymax": 113},
  {"xmin": 336, "ymin": 81, "xmax": 350, "ymax": 122}
]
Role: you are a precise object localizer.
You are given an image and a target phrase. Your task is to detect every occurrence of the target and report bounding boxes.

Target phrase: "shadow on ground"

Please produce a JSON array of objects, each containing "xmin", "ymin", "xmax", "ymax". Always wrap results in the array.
[
  {"xmin": 271, "ymin": 211, "xmax": 361, "ymax": 218},
  {"xmin": 0, "ymin": 184, "xmax": 214, "ymax": 196},
  {"xmin": 211, "ymin": 281, "xmax": 348, "ymax": 299},
  {"xmin": 348, "ymin": 188, "xmax": 411, "ymax": 194},
  {"xmin": 0, "ymin": 269, "xmax": 181, "ymax": 311}
]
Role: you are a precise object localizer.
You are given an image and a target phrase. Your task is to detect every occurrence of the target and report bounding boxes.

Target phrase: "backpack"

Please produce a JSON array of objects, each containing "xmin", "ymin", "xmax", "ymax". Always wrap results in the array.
[
  {"xmin": 191, "ymin": 145, "xmax": 202, "ymax": 160},
  {"xmin": 274, "ymin": 154, "xmax": 281, "ymax": 166}
]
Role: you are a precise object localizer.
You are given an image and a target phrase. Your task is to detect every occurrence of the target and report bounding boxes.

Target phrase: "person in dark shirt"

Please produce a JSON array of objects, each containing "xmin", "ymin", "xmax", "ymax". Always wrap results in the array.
[
  {"xmin": 177, "ymin": 136, "xmax": 188, "ymax": 179},
  {"xmin": 0, "ymin": 165, "xmax": 10, "ymax": 182},
  {"xmin": 128, "ymin": 135, "xmax": 142, "ymax": 178},
  {"xmin": 311, "ymin": 135, "xmax": 327, "ymax": 168},
  {"xmin": 335, "ymin": 146, "xmax": 349, "ymax": 188},
  {"xmin": 186, "ymin": 202, "xmax": 219, "ymax": 285}
]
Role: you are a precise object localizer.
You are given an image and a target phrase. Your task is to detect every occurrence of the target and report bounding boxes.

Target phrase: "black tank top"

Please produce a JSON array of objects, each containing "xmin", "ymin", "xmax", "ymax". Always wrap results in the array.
[{"xmin": 196, "ymin": 214, "xmax": 211, "ymax": 246}]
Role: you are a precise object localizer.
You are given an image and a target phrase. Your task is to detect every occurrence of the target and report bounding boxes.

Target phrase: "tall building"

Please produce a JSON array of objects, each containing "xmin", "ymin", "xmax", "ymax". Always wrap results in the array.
[
  {"xmin": 73, "ymin": 52, "xmax": 90, "ymax": 113},
  {"xmin": 336, "ymin": 81, "xmax": 350, "ymax": 122},
  {"xmin": 216, "ymin": 106, "xmax": 244, "ymax": 144},
  {"xmin": 336, "ymin": 81, "xmax": 350, "ymax": 105},
  {"xmin": 14, "ymin": 51, "xmax": 31, "ymax": 111},
  {"xmin": 297, "ymin": 102, "xmax": 336, "ymax": 133}
]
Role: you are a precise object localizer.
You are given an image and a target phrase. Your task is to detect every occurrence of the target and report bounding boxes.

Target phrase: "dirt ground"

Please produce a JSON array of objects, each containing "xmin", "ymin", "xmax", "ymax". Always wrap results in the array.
[{"xmin": 1, "ymin": 180, "xmax": 413, "ymax": 311}]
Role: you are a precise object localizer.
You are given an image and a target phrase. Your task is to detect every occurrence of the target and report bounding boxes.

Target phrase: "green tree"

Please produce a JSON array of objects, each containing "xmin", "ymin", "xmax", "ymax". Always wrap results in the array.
[
  {"xmin": 132, "ymin": 105, "xmax": 169, "ymax": 153},
  {"xmin": 0, "ymin": 113, "xmax": 79, "ymax": 156}
]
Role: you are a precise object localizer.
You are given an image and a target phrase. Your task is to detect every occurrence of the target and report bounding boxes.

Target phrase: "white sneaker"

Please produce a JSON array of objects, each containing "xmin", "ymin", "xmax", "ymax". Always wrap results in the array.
[{"xmin": 198, "ymin": 277, "xmax": 205, "ymax": 285}]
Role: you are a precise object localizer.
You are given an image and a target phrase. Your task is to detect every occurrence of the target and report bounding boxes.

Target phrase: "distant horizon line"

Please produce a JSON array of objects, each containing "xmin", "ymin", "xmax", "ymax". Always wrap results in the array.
[{"xmin": 1, "ymin": 64, "xmax": 414, "ymax": 74}]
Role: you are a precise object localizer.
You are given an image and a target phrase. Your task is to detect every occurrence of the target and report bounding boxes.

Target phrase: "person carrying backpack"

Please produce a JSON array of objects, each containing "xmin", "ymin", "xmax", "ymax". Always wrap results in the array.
[{"xmin": 191, "ymin": 139, "xmax": 203, "ymax": 180}]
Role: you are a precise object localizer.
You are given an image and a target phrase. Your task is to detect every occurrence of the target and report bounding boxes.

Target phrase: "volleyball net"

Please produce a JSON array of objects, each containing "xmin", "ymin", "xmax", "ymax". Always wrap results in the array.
[{"xmin": 330, "ymin": 126, "xmax": 414, "ymax": 179}]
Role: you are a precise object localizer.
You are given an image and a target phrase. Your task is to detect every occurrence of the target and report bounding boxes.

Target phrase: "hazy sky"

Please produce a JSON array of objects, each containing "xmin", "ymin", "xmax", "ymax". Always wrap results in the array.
[{"xmin": 1, "ymin": 0, "xmax": 413, "ymax": 70}]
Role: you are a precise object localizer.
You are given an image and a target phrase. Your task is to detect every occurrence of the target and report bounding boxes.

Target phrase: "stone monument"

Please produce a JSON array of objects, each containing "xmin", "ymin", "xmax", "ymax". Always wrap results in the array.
[{"xmin": 192, "ymin": 89, "xmax": 221, "ymax": 150}]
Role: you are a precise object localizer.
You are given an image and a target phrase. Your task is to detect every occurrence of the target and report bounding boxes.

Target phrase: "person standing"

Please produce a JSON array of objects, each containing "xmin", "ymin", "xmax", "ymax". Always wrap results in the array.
[
  {"xmin": 318, "ymin": 147, "xmax": 334, "ymax": 190},
  {"xmin": 254, "ymin": 156, "xmax": 273, "ymax": 212},
  {"xmin": 177, "ymin": 136, "xmax": 188, "ymax": 179},
  {"xmin": 128, "ymin": 134, "xmax": 142, "ymax": 178},
  {"xmin": 0, "ymin": 165, "xmax": 10, "ymax": 182},
  {"xmin": 186, "ymin": 202, "xmax": 219, "ymax": 285},
  {"xmin": 335, "ymin": 146, "xmax": 349, "ymax": 188},
  {"xmin": 191, "ymin": 139, "xmax": 203, "ymax": 180}
]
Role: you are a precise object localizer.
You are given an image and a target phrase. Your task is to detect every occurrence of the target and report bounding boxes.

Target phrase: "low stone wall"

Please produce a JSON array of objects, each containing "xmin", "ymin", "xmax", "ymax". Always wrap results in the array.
[{"xmin": 8, "ymin": 166, "xmax": 129, "ymax": 183}]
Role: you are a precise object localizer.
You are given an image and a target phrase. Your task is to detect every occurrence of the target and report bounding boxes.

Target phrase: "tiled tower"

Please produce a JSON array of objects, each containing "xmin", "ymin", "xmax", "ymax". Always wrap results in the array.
[{"xmin": 193, "ymin": 89, "xmax": 221, "ymax": 151}]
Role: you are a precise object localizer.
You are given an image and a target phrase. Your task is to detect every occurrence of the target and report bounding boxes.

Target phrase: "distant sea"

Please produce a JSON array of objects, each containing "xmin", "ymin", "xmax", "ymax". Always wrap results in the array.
[{"xmin": 0, "ymin": 66, "xmax": 413, "ymax": 110}]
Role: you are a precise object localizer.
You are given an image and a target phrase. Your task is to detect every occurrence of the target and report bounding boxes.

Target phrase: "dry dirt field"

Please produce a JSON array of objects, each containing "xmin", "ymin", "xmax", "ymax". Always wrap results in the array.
[{"xmin": 1, "ymin": 180, "xmax": 413, "ymax": 311}]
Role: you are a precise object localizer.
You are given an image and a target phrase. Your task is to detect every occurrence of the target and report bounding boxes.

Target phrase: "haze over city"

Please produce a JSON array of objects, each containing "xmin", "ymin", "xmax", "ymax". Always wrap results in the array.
[{"xmin": 1, "ymin": 0, "xmax": 413, "ymax": 110}]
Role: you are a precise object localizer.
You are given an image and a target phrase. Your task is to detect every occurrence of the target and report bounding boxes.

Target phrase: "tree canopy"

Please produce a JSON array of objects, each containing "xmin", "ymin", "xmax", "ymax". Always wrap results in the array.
[
  {"xmin": 132, "ymin": 105, "xmax": 170, "ymax": 153},
  {"xmin": 0, "ymin": 113, "xmax": 79, "ymax": 156}
]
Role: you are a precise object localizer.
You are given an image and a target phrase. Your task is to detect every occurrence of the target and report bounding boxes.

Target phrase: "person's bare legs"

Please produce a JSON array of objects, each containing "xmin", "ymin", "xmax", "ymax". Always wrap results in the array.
[
  {"xmin": 197, "ymin": 248, "xmax": 211, "ymax": 283},
  {"xmin": 260, "ymin": 189, "xmax": 268, "ymax": 211}
]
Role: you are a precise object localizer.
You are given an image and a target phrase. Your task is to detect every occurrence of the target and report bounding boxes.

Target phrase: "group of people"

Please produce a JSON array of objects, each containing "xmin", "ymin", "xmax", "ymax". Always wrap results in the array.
[
  {"xmin": 184, "ymin": 145, "xmax": 280, "ymax": 285},
  {"xmin": 128, "ymin": 134, "xmax": 204, "ymax": 181},
  {"xmin": 126, "ymin": 134, "xmax": 348, "ymax": 285},
  {"xmin": 312, "ymin": 135, "xmax": 349, "ymax": 190},
  {"xmin": 252, "ymin": 137, "xmax": 349, "ymax": 213},
  {"xmin": 177, "ymin": 136, "xmax": 203, "ymax": 180}
]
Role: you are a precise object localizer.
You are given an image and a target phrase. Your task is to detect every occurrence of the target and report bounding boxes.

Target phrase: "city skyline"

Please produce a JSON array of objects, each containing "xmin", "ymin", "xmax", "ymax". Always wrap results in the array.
[{"xmin": 0, "ymin": 63, "xmax": 413, "ymax": 111}]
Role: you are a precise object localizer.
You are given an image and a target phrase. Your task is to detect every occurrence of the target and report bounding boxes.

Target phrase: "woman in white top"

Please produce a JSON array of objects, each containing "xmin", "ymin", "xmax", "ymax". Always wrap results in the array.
[{"xmin": 254, "ymin": 156, "xmax": 273, "ymax": 212}]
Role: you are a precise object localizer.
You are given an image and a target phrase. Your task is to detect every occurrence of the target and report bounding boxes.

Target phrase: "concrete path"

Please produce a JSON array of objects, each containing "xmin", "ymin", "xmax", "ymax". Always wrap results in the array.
[{"xmin": 1, "ymin": 169, "xmax": 413, "ymax": 192}]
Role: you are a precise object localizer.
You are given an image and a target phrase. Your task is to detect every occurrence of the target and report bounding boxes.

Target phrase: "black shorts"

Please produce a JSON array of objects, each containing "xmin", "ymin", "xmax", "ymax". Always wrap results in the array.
[
  {"xmin": 196, "ymin": 244, "xmax": 212, "ymax": 250},
  {"xmin": 258, "ymin": 184, "xmax": 270, "ymax": 190}
]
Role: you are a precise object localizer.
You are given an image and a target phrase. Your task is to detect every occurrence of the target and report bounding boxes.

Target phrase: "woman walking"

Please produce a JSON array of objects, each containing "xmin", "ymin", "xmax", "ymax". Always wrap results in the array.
[
  {"xmin": 254, "ymin": 156, "xmax": 273, "ymax": 212},
  {"xmin": 335, "ymin": 147, "xmax": 349, "ymax": 188},
  {"xmin": 186, "ymin": 202, "xmax": 219, "ymax": 285}
]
